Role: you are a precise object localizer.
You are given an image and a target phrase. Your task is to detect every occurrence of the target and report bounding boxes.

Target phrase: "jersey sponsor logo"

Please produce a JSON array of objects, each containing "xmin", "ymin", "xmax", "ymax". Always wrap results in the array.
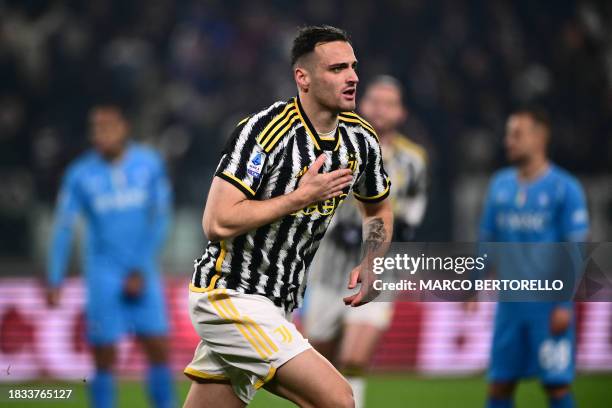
[
  {"xmin": 93, "ymin": 189, "xmax": 148, "ymax": 212},
  {"xmin": 292, "ymin": 193, "xmax": 348, "ymax": 217},
  {"xmin": 247, "ymin": 151, "xmax": 265, "ymax": 179},
  {"xmin": 291, "ymin": 163, "xmax": 350, "ymax": 216},
  {"xmin": 496, "ymin": 212, "xmax": 547, "ymax": 231}
]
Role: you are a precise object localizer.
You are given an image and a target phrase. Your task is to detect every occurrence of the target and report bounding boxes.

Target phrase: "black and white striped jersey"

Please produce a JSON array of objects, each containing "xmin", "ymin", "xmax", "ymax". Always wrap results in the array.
[{"xmin": 190, "ymin": 96, "xmax": 391, "ymax": 311}]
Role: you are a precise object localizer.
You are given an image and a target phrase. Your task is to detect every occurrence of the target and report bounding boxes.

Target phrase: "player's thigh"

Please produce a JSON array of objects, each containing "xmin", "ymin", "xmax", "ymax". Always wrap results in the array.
[
  {"xmin": 183, "ymin": 381, "xmax": 245, "ymax": 408},
  {"xmin": 264, "ymin": 348, "xmax": 354, "ymax": 408}
]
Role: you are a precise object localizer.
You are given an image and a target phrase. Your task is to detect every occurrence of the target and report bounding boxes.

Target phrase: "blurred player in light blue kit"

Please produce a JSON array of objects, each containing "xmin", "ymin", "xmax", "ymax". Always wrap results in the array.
[
  {"xmin": 479, "ymin": 108, "xmax": 589, "ymax": 408},
  {"xmin": 46, "ymin": 103, "xmax": 176, "ymax": 408}
]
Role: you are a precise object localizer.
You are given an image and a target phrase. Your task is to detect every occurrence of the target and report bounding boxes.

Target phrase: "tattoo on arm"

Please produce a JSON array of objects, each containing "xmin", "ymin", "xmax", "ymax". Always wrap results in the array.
[{"xmin": 364, "ymin": 217, "xmax": 386, "ymax": 252}]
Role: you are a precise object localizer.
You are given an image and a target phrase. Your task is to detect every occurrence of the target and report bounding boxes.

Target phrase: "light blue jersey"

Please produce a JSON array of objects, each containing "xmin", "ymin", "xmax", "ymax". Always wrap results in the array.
[
  {"xmin": 479, "ymin": 164, "xmax": 589, "ymax": 384},
  {"xmin": 48, "ymin": 143, "xmax": 172, "ymax": 344},
  {"xmin": 480, "ymin": 164, "xmax": 589, "ymax": 243}
]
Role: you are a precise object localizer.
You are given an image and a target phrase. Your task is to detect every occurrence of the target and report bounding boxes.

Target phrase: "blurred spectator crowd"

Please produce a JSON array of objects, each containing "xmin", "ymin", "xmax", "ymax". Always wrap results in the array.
[{"xmin": 1, "ymin": 0, "xmax": 611, "ymax": 255}]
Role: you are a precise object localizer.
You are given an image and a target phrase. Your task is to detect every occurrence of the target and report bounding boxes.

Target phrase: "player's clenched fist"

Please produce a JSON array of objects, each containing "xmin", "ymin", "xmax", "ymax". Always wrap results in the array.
[{"xmin": 297, "ymin": 154, "xmax": 353, "ymax": 205}]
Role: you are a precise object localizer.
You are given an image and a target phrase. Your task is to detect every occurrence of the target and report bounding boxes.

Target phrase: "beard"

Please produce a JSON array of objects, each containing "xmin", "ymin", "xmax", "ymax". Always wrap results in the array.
[{"xmin": 311, "ymin": 84, "xmax": 355, "ymax": 113}]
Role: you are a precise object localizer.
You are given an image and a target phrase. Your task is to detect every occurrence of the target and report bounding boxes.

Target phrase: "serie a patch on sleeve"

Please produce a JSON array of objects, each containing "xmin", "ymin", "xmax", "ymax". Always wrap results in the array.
[{"xmin": 247, "ymin": 148, "xmax": 266, "ymax": 179}]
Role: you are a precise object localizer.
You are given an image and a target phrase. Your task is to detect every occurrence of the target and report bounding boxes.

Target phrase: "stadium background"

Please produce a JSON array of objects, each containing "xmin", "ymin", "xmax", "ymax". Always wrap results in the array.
[{"xmin": 1, "ymin": 0, "xmax": 611, "ymax": 406}]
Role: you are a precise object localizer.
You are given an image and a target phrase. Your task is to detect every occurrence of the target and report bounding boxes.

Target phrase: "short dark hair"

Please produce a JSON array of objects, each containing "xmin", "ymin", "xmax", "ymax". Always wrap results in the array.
[
  {"xmin": 513, "ymin": 106, "xmax": 551, "ymax": 135},
  {"xmin": 90, "ymin": 98, "xmax": 129, "ymax": 120},
  {"xmin": 291, "ymin": 25, "xmax": 351, "ymax": 66}
]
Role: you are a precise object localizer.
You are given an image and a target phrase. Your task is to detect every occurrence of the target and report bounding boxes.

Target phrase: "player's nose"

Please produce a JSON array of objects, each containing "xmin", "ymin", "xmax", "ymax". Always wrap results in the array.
[{"xmin": 347, "ymin": 68, "xmax": 359, "ymax": 84}]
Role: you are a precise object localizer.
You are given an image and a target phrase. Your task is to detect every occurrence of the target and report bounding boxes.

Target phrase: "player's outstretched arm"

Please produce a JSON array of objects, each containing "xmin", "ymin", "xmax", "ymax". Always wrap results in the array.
[
  {"xmin": 203, "ymin": 154, "xmax": 353, "ymax": 242},
  {"xmin": 343, "ymin": 199, "xmax": 393, "ymax": 307}
]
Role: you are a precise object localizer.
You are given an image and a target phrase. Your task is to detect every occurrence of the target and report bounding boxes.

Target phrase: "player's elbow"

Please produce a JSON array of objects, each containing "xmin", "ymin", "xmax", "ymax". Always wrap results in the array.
[
  {"xmin": 203, "ymin": 216, "xmax": 221, "ymax": 242},
  {"xmin": 205, "ymin": 225, "xmax": 231, "ymax": 242},
  {"xmin": 203, "ymin": 200, "xmax": 246, "ymax": 241},
  {"xmin": 203, "ymin": 217, "xmax": 236, "ymax": 242}
]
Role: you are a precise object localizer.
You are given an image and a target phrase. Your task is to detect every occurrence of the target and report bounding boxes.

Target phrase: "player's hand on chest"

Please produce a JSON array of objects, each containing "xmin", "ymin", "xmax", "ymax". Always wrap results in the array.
[{"xmin": 270, "ymin": 135, "xmax": 362, "ymax": 182}]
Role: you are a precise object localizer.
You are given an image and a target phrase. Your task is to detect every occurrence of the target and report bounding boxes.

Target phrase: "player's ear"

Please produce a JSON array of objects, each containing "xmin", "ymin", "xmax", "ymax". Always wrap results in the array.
[{"xmin": 294, "ymin": 65, "xmax": 310, "ymax": 93}]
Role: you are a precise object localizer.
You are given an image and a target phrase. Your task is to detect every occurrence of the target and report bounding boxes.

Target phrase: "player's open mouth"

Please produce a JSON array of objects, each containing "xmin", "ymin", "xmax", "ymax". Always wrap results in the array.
[{"xmin": 342, "ymin": 88, "xmax": 356, "ymax": 99}]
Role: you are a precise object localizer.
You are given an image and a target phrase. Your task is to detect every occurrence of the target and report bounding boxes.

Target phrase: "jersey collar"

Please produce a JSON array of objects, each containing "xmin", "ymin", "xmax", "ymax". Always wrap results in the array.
[
  {"xmin": 294, "ymin": 96, "xmax": 341, "ymax": 152},
  {"xmin": 515, "ymin": 162, "xmax": 553, "ymax": 187}
]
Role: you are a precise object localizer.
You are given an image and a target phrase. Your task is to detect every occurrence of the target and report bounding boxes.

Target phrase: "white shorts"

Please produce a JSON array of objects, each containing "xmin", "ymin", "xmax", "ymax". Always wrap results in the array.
[
  {"xmin": 304, "ymin": 284, "xmax": 394, "ymax": 342},
  {"xmin": 184, "ymin": 287, "xmax": 312, "ymax": 404}
]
